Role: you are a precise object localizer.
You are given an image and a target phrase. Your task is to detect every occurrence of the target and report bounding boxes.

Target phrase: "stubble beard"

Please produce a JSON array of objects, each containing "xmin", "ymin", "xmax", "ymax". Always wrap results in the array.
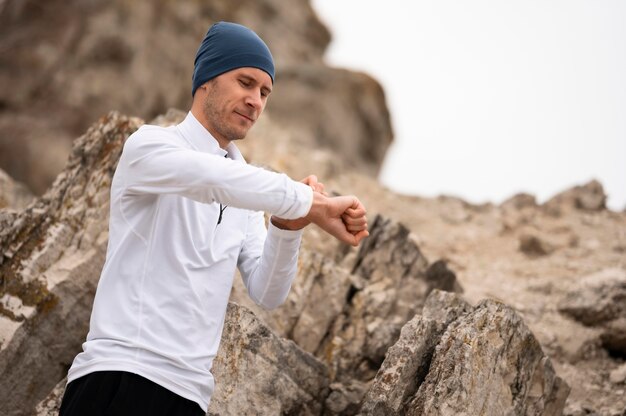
[{"xmin": 202, "ymin": 85, "xmax": 248, "ymax": 143}]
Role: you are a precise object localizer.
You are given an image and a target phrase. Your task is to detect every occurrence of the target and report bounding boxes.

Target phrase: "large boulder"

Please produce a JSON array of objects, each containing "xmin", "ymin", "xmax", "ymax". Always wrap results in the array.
[
  {"xmin": 361, "ymin": 290, "xmax": 570, "ymax": 415},
  {"xmin": 360, "ymin": 290, "xmax": 472, "ymax": 415},
  {"xmin": 325, "ymin": 215, "xmax": 462, "ymax": 384},
  {"xmin": 408, "ymin": 298, "xmax": 570, "ymax": 415},
  {"xmin": 208, "ymin": 303, "xmax": 330, "ymax": 415}
]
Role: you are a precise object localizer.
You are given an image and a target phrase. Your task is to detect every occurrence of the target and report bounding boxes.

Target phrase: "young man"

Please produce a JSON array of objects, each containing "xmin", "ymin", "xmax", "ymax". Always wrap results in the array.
[{"xmin": 59, "ymin": 22, "xmax": 368, "ymax": 415}]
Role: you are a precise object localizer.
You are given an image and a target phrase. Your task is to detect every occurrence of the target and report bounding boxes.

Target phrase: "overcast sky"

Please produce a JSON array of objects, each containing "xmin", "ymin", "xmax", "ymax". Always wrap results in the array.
[{"xmin": 311, "ymin": 0, "xmax": 626, "ymax": 210}]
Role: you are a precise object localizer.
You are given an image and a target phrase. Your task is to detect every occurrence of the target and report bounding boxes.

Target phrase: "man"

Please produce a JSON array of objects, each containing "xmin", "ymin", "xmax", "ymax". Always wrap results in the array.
[{"xmin": 59, "ymin": 21, "xmax": 368, "ymax": 415}]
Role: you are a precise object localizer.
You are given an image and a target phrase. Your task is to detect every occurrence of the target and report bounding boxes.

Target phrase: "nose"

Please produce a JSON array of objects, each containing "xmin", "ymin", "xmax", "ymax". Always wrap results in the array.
[{"xmin": 245, "ymin": 89, "xmax": 264, "ymax": 112}]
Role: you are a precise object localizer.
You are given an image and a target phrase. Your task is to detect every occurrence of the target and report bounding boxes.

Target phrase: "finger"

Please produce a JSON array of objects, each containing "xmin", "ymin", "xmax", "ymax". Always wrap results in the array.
[
  {"xmin": 345, "ymin": 229, "xmax": 370, "ymax": 246},
  {"xmin": 301, "ymin": 175, "xmax": 318, "ymax": 187},
  {"xmin": 344, "ymin": 206, "xmax": 366, "ymax": 218},
  {"xmin": 350, "ymin": 197, "xmax": 365, "ymax": 210},
  {"xmin": 346, "ymin": 219, "xmax": 368, "ymax": 233},
  {"xmin": 342, "ymin": 213, "xmax": 367, "ymax": 223},
  {"xmin": 353, "ymin": 229, "xmax": 370, "ymax": 245},
  {"xmin": 346, "ymin": 223, "xmax": 368, "ymax": 233}
]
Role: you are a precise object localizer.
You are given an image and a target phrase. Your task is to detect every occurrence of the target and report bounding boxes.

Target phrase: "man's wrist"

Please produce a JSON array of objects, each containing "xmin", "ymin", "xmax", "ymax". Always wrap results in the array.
[
  {"xmin": 270, "ymin": 216, "xmax": 302, "ymax": 230},
  {"xmin": 304, "ymin": 191, "xmax": 327, "ymax": 225}
]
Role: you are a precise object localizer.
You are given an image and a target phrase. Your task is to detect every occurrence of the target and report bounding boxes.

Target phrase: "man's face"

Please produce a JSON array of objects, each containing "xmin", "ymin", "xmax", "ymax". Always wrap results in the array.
[{"xmin": 201, "ymin": 67, "xmax": 273, "ymax": 146}]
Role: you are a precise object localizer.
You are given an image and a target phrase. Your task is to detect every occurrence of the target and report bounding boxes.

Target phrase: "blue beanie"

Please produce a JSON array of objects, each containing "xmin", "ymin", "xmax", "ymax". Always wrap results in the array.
[{"xmin": 192, "ymin": 22, "xmax": 275, "ymax": 96}]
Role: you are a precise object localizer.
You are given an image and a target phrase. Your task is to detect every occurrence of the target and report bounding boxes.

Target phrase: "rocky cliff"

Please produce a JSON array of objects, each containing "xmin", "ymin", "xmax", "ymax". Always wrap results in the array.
[
  {"xmin": 1, "ymin": 1, "xmax": 625, "ymax": 415},
  {"xmin": 0, "ymin": 0, "xmax": 391, "ymax": 194}
]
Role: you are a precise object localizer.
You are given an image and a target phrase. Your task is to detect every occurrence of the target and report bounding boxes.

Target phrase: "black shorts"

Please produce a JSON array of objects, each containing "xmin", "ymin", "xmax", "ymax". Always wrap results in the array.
[{"xmin": 59, "ymin": 371, "xmax": 205, "ymax": 416}]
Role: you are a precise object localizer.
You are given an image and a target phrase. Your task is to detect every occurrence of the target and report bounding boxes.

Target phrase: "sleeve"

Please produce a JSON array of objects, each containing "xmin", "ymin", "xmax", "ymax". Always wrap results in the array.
[
  {"xmin": 119, "ymin": 128, "xmax": 313, "ymax": 220},
  {"xmin": 237, "ymin": 211, "xmax": 303, "ymax": 310}
]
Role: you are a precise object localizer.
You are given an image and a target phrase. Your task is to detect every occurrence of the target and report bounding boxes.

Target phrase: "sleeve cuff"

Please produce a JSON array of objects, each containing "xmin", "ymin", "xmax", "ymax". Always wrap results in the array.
[{"xmin": 267, "ymin": 221, "xmax": 305, "ymax": 239}]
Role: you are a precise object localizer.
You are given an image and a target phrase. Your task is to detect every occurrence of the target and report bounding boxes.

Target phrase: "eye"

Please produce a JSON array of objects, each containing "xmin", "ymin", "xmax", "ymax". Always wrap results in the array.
[{"xmin": 239, "ymin": 79, "xmax": 251, "ymax": 87}]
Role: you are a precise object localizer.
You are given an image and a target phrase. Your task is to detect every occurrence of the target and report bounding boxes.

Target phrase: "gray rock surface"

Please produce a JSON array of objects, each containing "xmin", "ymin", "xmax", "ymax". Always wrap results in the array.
[
  {"xmin": 408, "ymin": 298, "xmax": 570, "ymax": 416},
  {"xmin": 558, "ymin": 268, "xmax": 626, "ymax": 356},
  {"xmin": 0, "ymin": 168, "xmax": 34, "ymax": 210},
  {"xmin": 360, "ymin": 290, "xmax": 570, "ymax": 415},
  {"xmin": 208, "ymin": 303, "xmax": 330, "ymax": 415},
  {"xmin": 359, "ymin": 290, "xmax": 471, "ymax": 416},
  {"xmin": 325, "ymin": 215, "xmax": 461, "ymax": 383},
  {"xmin": 34, "ymin": 378, "xmax": 65, "ymax": 416},
  {"xmin": 228, "ymin": 215, "xmax": 464, "ymax": 412},
  {"xmin": 266, "ymin": 65, "xmax": 393, "ymax": 177}
]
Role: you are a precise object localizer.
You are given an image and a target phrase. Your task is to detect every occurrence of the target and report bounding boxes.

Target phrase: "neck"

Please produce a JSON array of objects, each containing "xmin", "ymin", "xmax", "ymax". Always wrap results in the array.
[{"xmin": 189, "ymin": 106, "xmax": 230, "ymax": 150}]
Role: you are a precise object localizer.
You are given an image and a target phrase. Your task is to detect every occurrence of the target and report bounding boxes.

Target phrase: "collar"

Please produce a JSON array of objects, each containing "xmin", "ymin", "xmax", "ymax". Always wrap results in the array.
[
  {"xmin": 177, "ymin": 112, "xmax": 228, "ymax": 156},
  {"xmin": 176, "ymin": 112, "xmax": 245, "ymax": 162}
]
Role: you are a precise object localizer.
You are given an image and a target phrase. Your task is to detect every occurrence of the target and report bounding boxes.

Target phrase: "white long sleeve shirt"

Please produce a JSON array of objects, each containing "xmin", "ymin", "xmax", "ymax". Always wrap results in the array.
[{"xmin": 67, "ymin": 112, "xmax": 313, "ymax": 411}]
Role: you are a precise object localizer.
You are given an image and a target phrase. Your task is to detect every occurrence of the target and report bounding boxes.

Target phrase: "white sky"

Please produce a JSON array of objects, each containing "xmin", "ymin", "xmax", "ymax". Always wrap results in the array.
[{"xmin": 311, "ymin": 0, "xmax": 626, "ymax": 210}]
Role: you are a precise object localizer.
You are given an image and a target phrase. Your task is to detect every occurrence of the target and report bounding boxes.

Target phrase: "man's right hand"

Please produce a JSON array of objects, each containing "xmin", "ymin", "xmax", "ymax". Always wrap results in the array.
[{"xmin": 305, "ymin": 192, "xmax": 369, "ymax": 246}]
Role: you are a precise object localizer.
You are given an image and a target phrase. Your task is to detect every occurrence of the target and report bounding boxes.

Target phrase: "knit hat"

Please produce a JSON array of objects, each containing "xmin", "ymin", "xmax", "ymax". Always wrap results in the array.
[{"xmin": 192, "ymin": 22, "xmax": 275, "ymax": 96}]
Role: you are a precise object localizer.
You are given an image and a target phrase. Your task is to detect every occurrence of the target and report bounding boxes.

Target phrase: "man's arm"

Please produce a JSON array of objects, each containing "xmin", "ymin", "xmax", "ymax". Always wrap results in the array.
[
  {"xmin": 120, "ymin": 129, "xmax": 313, "ymax": 220},
  {"xmin": 239, "ymin": 175, "xmax": 369, "ymax": 309},
  {"xmin": 238, "ymin": 213, "xmax": 302, "ymax": 309},
  {"xmin": 270, "ymin": 175, "xmax": 369, "ymax": 247}
]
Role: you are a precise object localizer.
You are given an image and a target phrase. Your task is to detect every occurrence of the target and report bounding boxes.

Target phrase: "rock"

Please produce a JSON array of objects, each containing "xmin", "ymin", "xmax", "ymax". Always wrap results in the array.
[
  {"xmin": 360, "ymin": 290, "xmax": 569, "ymax": 415},
  {"xmin": 359, "ymin": 290, "xmax": 471, "ymax": 415},
  {"xmin": 563, "ymin": 403, "xmax": 603, "ymax": 416},
  {"xmin": 320, "ymin": 215, "xmax": 461, "ymax": 384},
  {"xmin": 207, "ymin": 303, "xmax": 329, "ymax": 415},
  {"xmin": 519, "ymin": 232, "xmax": 556, "ymax": 257},
  {"xmin": 0, "ymin": 112, "xmax": 141, "ymax": 416},
  {"xmin": 0, "ymin": 112, "xmax": 74, "ymax": 194},
  {"xmin": 232, "ymin": 214, "xmax": 463, "ymax": 393},
  {"xmin": 266, "ymin": 64, "xmax": 393, "ymax": 177},
  {"xmin": 610, "ymin": 363, "xmax": 626, "ymax": 385},
  {"xmin": 230, "ymin": 215, "xmax": 464, "ymax": 413},
  {"xmin": 425, "ymin": 260, "xmax": 464, "ymax": 294},
  {"xmin": 601, "ymin": 318, "xmax": 626, "ymax": 357},
  {"xmin": 406, "ymin": 298, "xmax": 570, "ymax": 416},
  {"xmin": 0, "ymin": 168, "xmax": 34, "ymax": 210},
  {"xmin": 544, "ymin": 180, "xmax": 607, "ymax": 214},
  {"xmin": 501, "ymin": 192, "xmax": 538, "ymax": 210},
  {"xmin": 35, "ymin": 303, "xmax": 331, "ymax": 416},
  {"xmin": 500, "ymin": 193, "xmax": 539, "ymax": 231},
  {"xmin": 0, "ymin": 0, "xmax": 391, "ymax": 194},
  {"xmin": 437, "ymin": 196, "xmax": 472, "ymax": 224},
  {"xmin": 517, "ymin": 226, "xmax": 579, "ymax": 257},
  {"xmin": 324, "ymin": 380, "xmax": 369, "ymax": 416},
  {"xmin": 229, "ymin": 251, "xmax": 356, "ymax": 356},
  {"xmin": 149, "ymin": 107, "xmax": 187, "ymax": 127},
  {"xmin": 558, "ymin": 268, "xmax": 626, "ymax": 326},
  {"xmin": 34, "ymin": 378, "xmax": 66, "ymax": 416},
  {"xmin": 558, "ymin": 268, "xmax": 626, "ymax": 356}
]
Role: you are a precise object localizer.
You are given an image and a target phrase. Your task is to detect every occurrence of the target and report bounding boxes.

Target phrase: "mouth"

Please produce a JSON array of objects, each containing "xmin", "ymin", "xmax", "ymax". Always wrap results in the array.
[{"xmin": 234, "ymin": 111, "xmax": 255, "ymax": 123}]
